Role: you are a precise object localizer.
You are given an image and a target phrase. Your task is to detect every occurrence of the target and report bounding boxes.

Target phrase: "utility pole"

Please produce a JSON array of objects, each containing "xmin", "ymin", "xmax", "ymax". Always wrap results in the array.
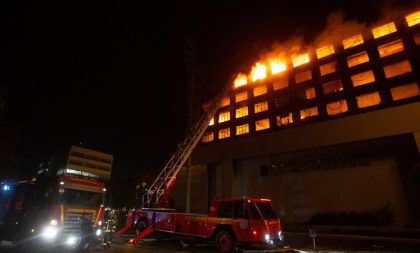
[{"xmin": 185, "ymin": 38, "xmax": 196, "ymax": 213}]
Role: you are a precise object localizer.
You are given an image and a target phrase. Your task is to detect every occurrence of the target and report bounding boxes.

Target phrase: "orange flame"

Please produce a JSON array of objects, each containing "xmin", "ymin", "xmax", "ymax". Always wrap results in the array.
[
  {"xmin": 269, "ymin": 58, "xmax": 287, "ymax": 75},
  {"xmin": 292, "ymin": 53, "xmax": 310, "ymax": 67},
  {"xmin": 250, "ymin": 62, "xmax": 267, "ymax": 82},
  {"xmin": 233, "ymin": 73, "xmax": 248, "ymax": 88}
]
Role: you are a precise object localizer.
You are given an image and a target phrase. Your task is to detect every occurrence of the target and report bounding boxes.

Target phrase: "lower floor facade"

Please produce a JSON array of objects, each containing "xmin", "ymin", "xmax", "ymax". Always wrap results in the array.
[{"xmin": 171, "ymin": 102, "xmax": 420, "ymax": 226}]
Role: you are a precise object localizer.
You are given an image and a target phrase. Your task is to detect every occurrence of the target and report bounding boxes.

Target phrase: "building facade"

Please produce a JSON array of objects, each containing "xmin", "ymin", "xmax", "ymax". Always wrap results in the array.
[
  {"xmin": 37, "ymin": 145, "xmax": 113, "ymax": 180},
  {"xmin": 171, "ymin": 10, "xmax": 420, "ymax": 226}
]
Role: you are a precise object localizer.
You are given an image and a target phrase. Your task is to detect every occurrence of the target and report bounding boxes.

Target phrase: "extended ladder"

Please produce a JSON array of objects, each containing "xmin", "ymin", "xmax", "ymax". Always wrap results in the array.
[{"xmin": 147, "ymin": 83, "xmax": 232, "ymax": 206}]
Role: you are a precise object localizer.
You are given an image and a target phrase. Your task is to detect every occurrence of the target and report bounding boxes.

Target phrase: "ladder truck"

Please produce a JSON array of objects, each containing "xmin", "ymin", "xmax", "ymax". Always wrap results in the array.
[{"xmin": 113, "ymin": 78, "xmax": 284, "ymax": 252}]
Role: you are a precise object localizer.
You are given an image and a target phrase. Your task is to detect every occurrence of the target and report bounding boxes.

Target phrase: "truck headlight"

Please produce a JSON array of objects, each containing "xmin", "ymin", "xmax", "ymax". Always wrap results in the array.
[
  {"xmin": 265, "ymin": 234, "xmax": 270, "ymax": 241},
  {"xmin": 42, "ymin": 226, "xmax": 58, "ymax": 239},
  {"xmin": 66, "ymin": 236, "xmax": 77, "ymax": 246},
  {"xmin": 96, "ymin": 228, "xmax": 102, "ymax": 236}
]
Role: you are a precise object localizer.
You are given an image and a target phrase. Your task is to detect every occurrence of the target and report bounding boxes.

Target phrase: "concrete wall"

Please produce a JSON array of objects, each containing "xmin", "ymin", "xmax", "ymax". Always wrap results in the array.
[{"xmin": 235, "ymin": 157, "xmax": 407, "ymax": 225}]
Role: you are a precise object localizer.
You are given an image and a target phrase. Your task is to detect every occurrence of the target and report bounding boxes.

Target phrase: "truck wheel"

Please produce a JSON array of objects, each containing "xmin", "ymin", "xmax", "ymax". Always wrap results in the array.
[{"xmin": 215, "ymin": 230, "xmax": 236, "ymax": 252}]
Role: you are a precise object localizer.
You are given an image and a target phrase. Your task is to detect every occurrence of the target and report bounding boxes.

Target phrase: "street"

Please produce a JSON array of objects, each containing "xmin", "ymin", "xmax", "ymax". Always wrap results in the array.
[{"xmin": 1, "ymin": 232, "xmax": 420, "ymax": 253}]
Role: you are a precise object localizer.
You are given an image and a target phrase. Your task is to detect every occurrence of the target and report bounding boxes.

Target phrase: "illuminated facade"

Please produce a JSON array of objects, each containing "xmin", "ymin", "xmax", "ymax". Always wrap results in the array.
[
  {"xmin": 171, "ymin": 10, "xmax": 420, "ymax": 226},
  {"xmin": 37, "ymin": 145, "xmax": 113, "ymax": 180}
]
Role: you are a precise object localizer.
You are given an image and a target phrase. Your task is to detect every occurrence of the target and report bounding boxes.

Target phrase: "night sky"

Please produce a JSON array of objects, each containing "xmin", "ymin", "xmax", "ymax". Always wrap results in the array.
[{"xmin": 1, "ymin": 0, "xmax": 418, "ymax": 182}]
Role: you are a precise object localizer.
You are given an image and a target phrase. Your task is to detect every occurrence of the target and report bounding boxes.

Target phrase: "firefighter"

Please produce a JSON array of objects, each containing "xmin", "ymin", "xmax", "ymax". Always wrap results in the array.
[{"xmin": 135, "ymin": 182, "xmax": 148, "ymax": 209}]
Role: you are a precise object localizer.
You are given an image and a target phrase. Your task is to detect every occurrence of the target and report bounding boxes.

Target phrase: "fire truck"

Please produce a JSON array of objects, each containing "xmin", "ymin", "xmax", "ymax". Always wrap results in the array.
[
  {"xmin": 0, "ymin": 174, "xmax": 106, "ymax": 251},
  {"xmin": 112, "ymin": 77, "xmax": 285, "ymax": 252}
]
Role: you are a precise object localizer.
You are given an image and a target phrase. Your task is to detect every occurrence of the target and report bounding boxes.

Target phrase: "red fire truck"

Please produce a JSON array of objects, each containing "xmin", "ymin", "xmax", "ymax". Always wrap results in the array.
[
  {"xmin": 112, "ymin": 76, "xmax": 285, "ymax": 252},
  {"xmin": 0, "ymin": 174, "xmax": 106, "ymax": 251}
]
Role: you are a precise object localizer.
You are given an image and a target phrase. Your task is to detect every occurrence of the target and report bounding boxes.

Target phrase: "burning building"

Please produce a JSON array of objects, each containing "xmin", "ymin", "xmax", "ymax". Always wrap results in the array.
[{"xmin": 172, "ymin": 10, "xmax": 420, "ymax": 226}]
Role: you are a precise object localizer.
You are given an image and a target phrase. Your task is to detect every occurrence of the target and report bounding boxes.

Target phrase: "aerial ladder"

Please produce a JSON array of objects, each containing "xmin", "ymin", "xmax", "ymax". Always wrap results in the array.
[{"xmin": 113, "ymin": 78, "xmax": 233, "ymax": 240}]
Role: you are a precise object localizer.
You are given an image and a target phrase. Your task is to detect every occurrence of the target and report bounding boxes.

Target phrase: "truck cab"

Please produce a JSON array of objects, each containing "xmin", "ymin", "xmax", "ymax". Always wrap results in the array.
[{"xmin": 208, "ymin": 197, "xmax": 283, "ymax": 251}]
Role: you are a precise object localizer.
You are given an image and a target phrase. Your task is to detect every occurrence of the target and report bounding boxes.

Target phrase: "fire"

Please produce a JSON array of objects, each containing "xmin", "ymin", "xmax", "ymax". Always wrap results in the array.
[
  {"xmin": 234, "ymin": 73, "xmax": 248, "ymax": 88},
  {"xmin": 269, "ymin": 58, "xmax": 287, "ymax": 75},
  {"xmin": 292, "ymin": 53, "xmax": 310, "ymax": 67},
  {"xmin": 250, "ymin": 62, "xmax": 267, "ymax": 82},
  {"xmin": 406, "ymin": 10, "xmax": 420, "ymax": 27}
]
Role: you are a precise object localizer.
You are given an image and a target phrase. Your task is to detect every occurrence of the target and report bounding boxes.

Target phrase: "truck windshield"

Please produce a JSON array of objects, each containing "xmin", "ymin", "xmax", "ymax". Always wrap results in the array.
[
  {"xmin": 255, "ymin": 202, "xmax": 278, "ymax": 220},
  {"xmin": 57, "ymin": 188, "xmax": 103, "ymax": 208}
]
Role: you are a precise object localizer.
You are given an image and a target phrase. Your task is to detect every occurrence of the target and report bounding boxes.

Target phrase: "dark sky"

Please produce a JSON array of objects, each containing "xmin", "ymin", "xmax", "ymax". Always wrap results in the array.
[{"xmin": 1, "ymin": 0, "xmax": 418, "ymax": 180}]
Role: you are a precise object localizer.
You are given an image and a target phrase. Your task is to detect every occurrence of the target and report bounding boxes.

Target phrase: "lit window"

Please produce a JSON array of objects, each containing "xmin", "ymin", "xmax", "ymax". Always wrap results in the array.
[
  {"xmin": 255, "ymin": 118, "xmax": 270, "ymax": 131},
  {"xmin": 316, "ymin": 45, "xmax": 335, "ymax": 59},
  {"xmin": 208, "ymin": 117, "xmax": 214, "ymax": 126},
  {"xmin": 319, "ymin": 61, "xmax": 337, "ymax": 76},
  {"xmin": 378, "ymin": 39, "xmax": 404, "ymax": 58},
  {"xmin": 235, "ymin": 106, "xmax": 248, "ymax": 118},
  {"xmin": 322, "ymin": 80, "xmax": 344, "ymax": 95},
  {"xmin": 372, "ymin": 22, "xmax": 397, "ymax": 39},
  {"xmin": 253, "ymin": 85, "xmax": 267, "ymax": 97},
  {"xmin": 414, "ymin": 33, "xmax": 420, "ymax": 46},
  {"xmin": 298, "ymin": 87, "xmax": 316, "ymax": 100},
  {"xmin": 343, "ymin": 34, "xmax": 364, "ymax": 49},
  {"xmin": 351, "ymin": 70, "xmax": 375, "ymax": 87},
  {"xmin": 300, "ymin": 107, "xmax": 318, "ymax": 119},
  {"xmin": 218, "ymin": 128, "xmax": 230, "ymax": 139},
  {"xmin": 347, "ymin": 51, "xmax": 369, "ymax": 67},
  {"xmin": 218, "ymin": 111, "xmax": 230, "ymax": 123},
  {"xmin": 356, "ymin": 92, "xmax": 381, "ymax": 108},
  {"xmin": 405, "ymin": 11, "xmax": 420, "ymax": 27},
  {"xmin": 234, "ymin": 73, "xmax": 248, "ymax": 88},
  {"xmin": 276, "ymin": 113, "xmax": 293, "ymax": 126},
  {"xmin": 273, "ymin": 76, "xmax": 288, "ymax": 90},
  {"xmin": 235, "ymin": 91, "xmax": 248, "ymax": 102},
  {"xmin": 236, "ymin": 124, "xmax": 249, "ymax": 135},
  {"xmin": 390, "ymin": 83, "xmax": 419, "ymax": 100},
  {"xmin": 383, "ymin": 60, "xmax": 412, "ymax": 78},
  {"xmin": 254, "ymin": 101, "xmax": 268, "ymax": 113},
  {"xmin": 221, "ymin": 97, "xmax": 230, "ymax": 107},
  {"xmin": 295, "ymin": 70, "xmax": 312, "ymax": 84},
  {"xmin": 292, "ymin": 53, "xmax": 310, "ymax": 67},
  {"xmin": 326, "ymin": 100, "xmax": 348, "ymax": 115},
  {"xmin": 202, "ymin": 132, "xmax": 214, "ymax": 143}
]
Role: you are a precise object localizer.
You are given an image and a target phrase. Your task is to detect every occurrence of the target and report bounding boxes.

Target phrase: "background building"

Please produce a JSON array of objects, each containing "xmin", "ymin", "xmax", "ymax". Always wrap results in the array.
[
  {"xmin": 171, "ymin": 10, "xmax": 420, "ymax": 226},
  {"xmin": 37, "ymin": 145, "xmax": 113, "ymax": 180}
]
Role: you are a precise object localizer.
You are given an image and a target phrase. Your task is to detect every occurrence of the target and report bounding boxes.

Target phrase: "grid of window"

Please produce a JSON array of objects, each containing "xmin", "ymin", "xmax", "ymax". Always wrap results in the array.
[
  {"xmin": 218, "ymin": 111, "xmax": 231, "ymax": 123},
  {"xmin": 206, "ymin": 12, "xmax": 420, "ymax": 144},
  {"xmin": 202, "ymin": 132, "xmax": 214, "ymax": 143},
  {"xmin": 235, "ymin": 91, "xmax": 248, "ymax": 102},
  {"xmin": 273, "ymin": 77, "xmax": 288, "ymax": 90},
  {"xmin": 276, "ymin": 113, "xmax": 293, "ymax": 126},
  {"xmin": 378, "ymin": 39, "xmax": 404, "ymax": 58},
  {"xmin": 372, "ymin": 22, "xmax": 397, "ymax": 39},
  {"xmin": 295, "ymin": 70, "xmax": 312, "ymax": 83},
  {"xmin": 326, "ymin": 100, "xmax": 348, "ymax": 116},
  {"xmin": 316, "ymin": 45, "xmax": 335, "ymax": 59},
  {"xmin": 383, "ymin": 60, "xmax": 412, "ymax": 78},
  {"xmin": 351, "ymin": 70, "xmax": 375, "ymax": 87},
  {"xmin": 254, "ymin": 101, "xmax": 269, "ymax": 113},
  {"xmin": 322, "ymin": 80, "xmax": 344, "ymax": 95},
  {"xmin": 343, "ymin": 34, "xmax": 364, "ymax": 49},
  {"xmin": 320, "ymin": 62, "xmax": 337, "ymax": 76},
  {"xmin": 300, "ymin": 107, "xmax": 319, "ymax": 119},
  {"xmin": 255, "ymin": 119, "xmax": 270, "ymax": 131},
  {"xmin": 236, "ymin": 124, "xmax": 249, "ymax": 135},
  {"xmin": 390, "ymin": 83, "xmax": 419, "ymax": 101},
  {"xmin": 347, "ymin": 51, "xmax": 369, "ymax": 67},
  {"xmin": 356, "ymin": 92, "xmax": 381, "ymax": 108},
  {"xmin": 235, "ymin": 106, "xmax": 248, "ymax": 118},
  {"xmin": 406, "ymin": 11, "xmax": 420, "ymax": 27},
  {"xmin": 253, "ymin": 85, "xmax": 267, "ymax": 97},
  {"xmin": 218, "ymin": 128, "xmax": 230, "ymax": 139}
]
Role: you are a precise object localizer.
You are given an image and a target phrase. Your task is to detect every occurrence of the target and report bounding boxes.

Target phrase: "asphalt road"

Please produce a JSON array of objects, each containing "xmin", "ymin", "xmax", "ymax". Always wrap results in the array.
[{"xmin": 1, "ymin": 232, "xmax": 419, "ymax": 253}]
